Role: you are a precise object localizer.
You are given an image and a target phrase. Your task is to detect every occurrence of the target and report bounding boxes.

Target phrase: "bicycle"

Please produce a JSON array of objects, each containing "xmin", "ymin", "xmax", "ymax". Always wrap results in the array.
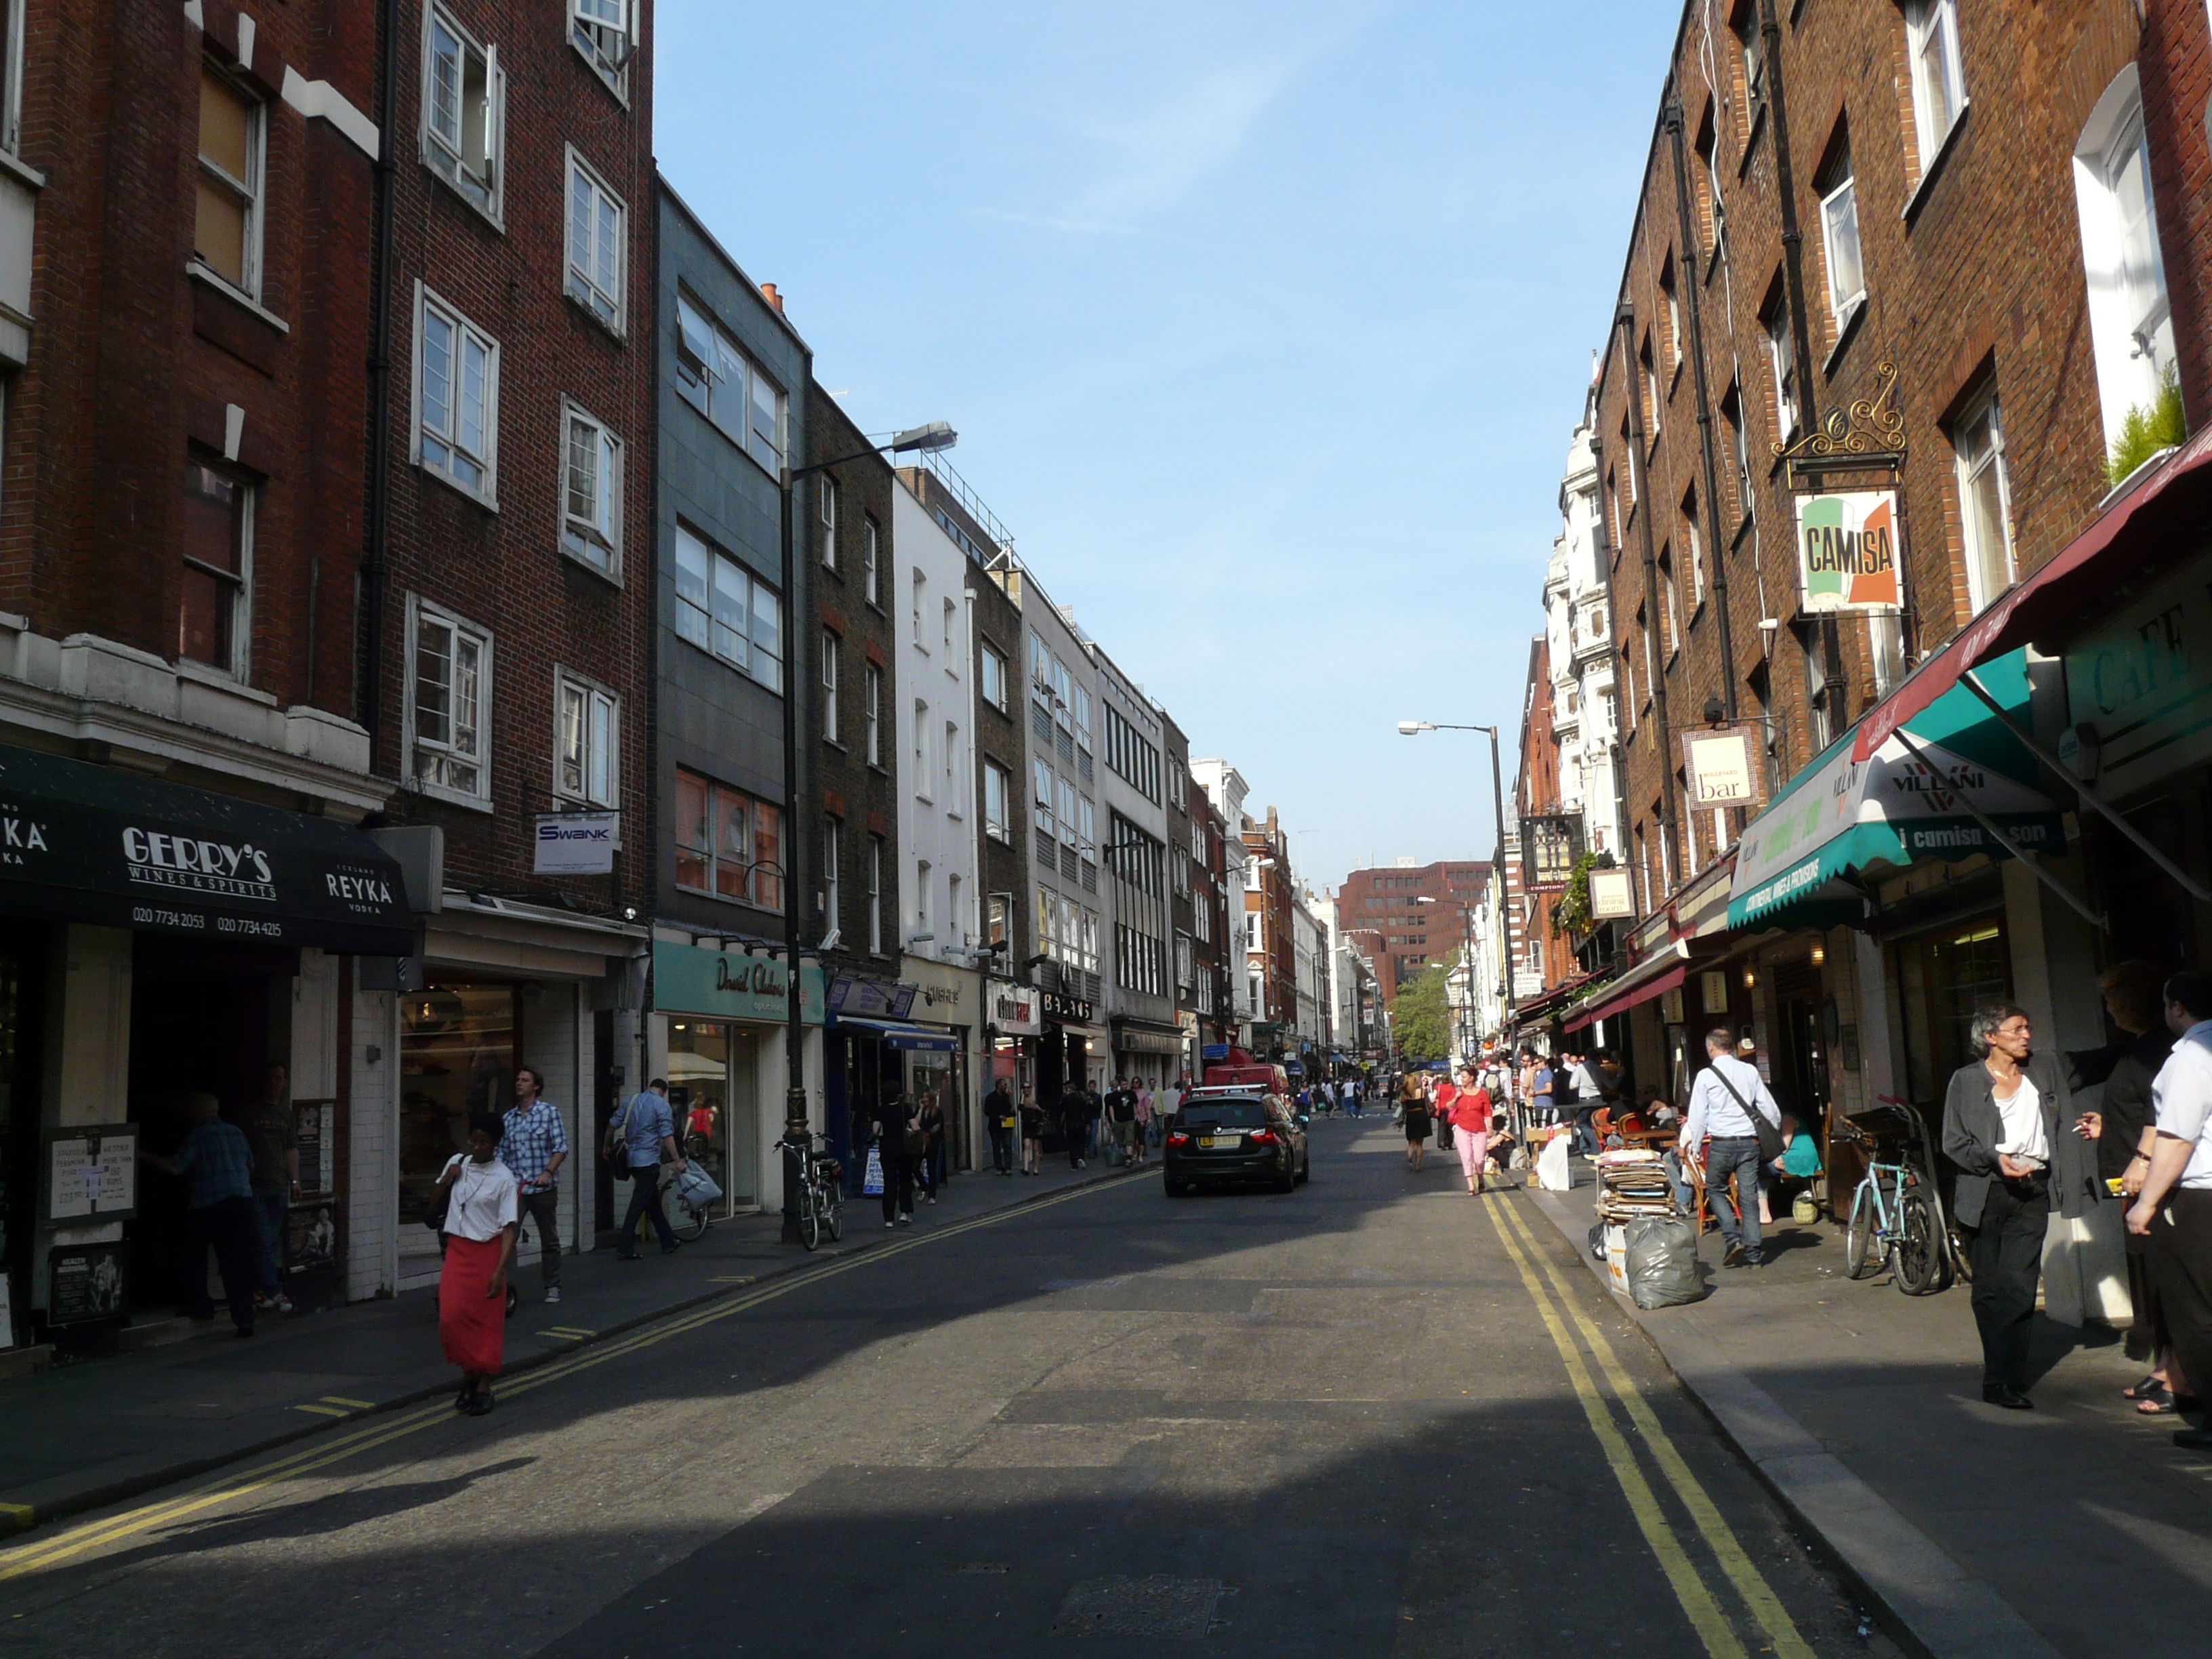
[
  {"xmin": 1833, "ymin": 1100, "xmax": 1953, "ymax": 1296},
  {"xmin": 785, "ymin": 1132, "xmax": 843, "ymax": 1252},
  {"xmin": 634, "ymin": 1160, "xmax": 715, "ymax": 1247}
]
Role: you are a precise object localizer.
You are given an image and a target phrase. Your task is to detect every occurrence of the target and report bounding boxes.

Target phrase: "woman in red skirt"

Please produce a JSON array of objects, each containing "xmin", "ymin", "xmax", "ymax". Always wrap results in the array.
[{"xmin": 434, "ymin": 1120, "xmax": 519, "ymax": 1416}]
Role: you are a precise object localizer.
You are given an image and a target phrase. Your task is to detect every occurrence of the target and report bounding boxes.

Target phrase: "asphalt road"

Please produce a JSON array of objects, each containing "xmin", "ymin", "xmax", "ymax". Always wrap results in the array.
[{"xmin": 0, "ymin": 1118, "xmax": 1889, "ymax": 1658}]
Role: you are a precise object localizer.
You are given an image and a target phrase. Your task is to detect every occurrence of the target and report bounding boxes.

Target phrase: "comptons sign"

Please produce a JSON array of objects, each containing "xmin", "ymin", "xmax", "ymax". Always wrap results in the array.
[{"xmin": 1795, "ymin": 489, "xmax": 1903, "ymax": 613}]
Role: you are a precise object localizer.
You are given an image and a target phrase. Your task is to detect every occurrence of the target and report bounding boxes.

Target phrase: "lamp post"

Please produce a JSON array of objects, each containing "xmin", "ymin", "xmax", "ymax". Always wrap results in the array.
[
  {"xmin": 1397, "ymin": 718, "xmax": 1515, "ymax": 1045},
  {"xmin": 776, "ymin": 422, "xmax": 956, "ymax": 1242}
]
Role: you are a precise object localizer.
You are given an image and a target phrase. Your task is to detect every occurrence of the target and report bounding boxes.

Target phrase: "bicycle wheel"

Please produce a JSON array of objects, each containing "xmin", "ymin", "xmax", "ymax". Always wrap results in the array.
[
  {"xmin": 819, "ymin": 1179, "xmax": 842, "ymax": 1242},
  {"xmin": 798, "ymin": 1183, "xmax": 821, "ymax": 1252},
  {"xmin": 1843, "ymin": 1183, "xmax": 1879, "ymax": 1279},
  {"xmin": 1893, "ymin": 1187, "xmax": 1945, "ymax": 1295}
]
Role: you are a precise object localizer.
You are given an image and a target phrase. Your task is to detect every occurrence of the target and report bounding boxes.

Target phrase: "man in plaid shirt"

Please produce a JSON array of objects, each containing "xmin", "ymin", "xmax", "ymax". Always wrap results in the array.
[
  {"xmin": 140, "ymin": 1093, "xmax": 261, "ymax": 1336},
  {"xmin": 499, "ymin": 1067, "xmax": 571, "ymax": 1303}
]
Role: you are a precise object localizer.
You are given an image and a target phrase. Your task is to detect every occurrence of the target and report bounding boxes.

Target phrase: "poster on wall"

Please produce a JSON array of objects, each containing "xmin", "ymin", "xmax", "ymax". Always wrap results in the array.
[
  {"xmin": 286, "ymin": 1202, "xmax": 337, "ymax": 1274},
  {"xmin": 46, "ymin": 1128, "xmax": 137, "ymax": 1222},
  {"xmin": 294, "ymin": 1102, "xmax": 335, "ymax": 1196},
  {"xmin": 49, "ymin": 1244, "xmax": 126, "ymax": 1325},
  {"xmin": 1795, "ymin": 489, "xmax": 1904, "ymax": 613}
]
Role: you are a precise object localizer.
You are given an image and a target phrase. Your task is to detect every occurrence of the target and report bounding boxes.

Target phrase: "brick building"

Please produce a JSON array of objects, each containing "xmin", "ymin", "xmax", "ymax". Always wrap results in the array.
[
  {"xmin": 1334, "ymin": 859, "xmax": 1491, "ymax": 1005},
  {"xmin": 0, "ymin": 0, "xmax": 413, "ymax": 1345},
  {"xmin": 1242, "ymin": 808, "xmax": 1295, "ymax": 1046},
  {"xmin": 366, "ymin": 1, "xmax": 658, "ymax": 1291},
  {"xmin": 1162, "ymin": 711, "xmax": 1198, "ymax": 1080},
  {"xmin": 1562, "ymin": 0, "xmax": 2194, "ymax": 1125}
]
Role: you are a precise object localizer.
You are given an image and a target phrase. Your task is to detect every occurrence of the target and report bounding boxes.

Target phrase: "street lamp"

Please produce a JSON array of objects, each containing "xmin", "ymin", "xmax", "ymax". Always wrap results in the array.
[
  {"xmin": 775, "ymin": 420, "xmax": 956, "ymax": 1241},
  {"xmin": 1398, "ymin": 718, "xmax": 1515, "ymax": 1044}
]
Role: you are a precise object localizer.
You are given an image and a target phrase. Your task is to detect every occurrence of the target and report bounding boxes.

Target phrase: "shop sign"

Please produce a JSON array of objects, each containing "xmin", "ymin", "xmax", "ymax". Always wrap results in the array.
[
  {"xmin": 1795, "ymin": 490, "xmax": 1904, "ymax": 613},
  {"xmin": 988, "ymin": 981, "xmax": 1040, "ymax": 1035},
  {"xmin": 1512, "ymin": 972, "xmax": 1544, "ymax": 1000},
  {"xmin": 45, "ymin": 1126, "xmax": 136, "ymax": 1222},
  {"xmin": 652, "ymin": 940, "xmax": 825, "ymax": 1025},
  {"xmin": 1682, "ymin": 728, "xmax": 1761, "ymax": 808},
  {"xmin": 1042, "ymin": 989, "xmax": 1093, "ymax": 1023},
  {"xmin": 1589, "ymin": 868, "xmax": 1635, "ymax": 920},
  {"xmin": 48, "ymin": 1243, "xmax": 125, "ymax": 1325},
  {"xmin": 2064, "ymin": 566, "xmax": 2212, "ymax": 798},
  {"xmin": 1521, "ymin": 813, "xmax": 1581, "ymax": 893},
  {"xmin": 903, "ymin": 958, "xmax": 973, "ymax": 1021},
  {"xmin": 0, "ymin": 742, "xmax": 413, "ymax": 954},
  {"xmin": 532, "ymin": 811, "xmax": 619, "ymax": 874},
  {"xmin": 828, "ymin": 975, "xmax": 918, "ymax": 1019}
]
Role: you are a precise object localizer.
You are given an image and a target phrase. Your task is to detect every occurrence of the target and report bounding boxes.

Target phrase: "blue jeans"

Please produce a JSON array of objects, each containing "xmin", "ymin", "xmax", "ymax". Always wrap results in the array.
[
  {"xmin": 249, "ymin": 1185, "xmax": 287, "ymax": 1294},
  {"xmin": 1663, "ymin": 1151, "xmax": 1696, "ymax": 1216},
  {"xmin": 1704, "ymin": 1136, "xmax": 1765, "ymax": 1259}
]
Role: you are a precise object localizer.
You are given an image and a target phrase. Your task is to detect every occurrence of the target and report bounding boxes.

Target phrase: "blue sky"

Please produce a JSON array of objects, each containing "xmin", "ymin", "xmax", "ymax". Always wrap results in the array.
[{"xmin": 657, "ymin": 1, "xmax": 1679, "ymax": 893}]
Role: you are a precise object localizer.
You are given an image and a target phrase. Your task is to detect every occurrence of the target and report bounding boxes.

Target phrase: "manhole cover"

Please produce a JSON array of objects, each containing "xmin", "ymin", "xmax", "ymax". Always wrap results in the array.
[{"xmin": 1052, "ymin": 1575, "xmax": 1225, "ymax": 1639}]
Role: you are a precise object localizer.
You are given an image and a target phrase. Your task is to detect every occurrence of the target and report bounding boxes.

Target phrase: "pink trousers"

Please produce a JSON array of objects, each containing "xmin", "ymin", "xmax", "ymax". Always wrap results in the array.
[{"xmin": 1455, "ymin": 1130, "xmax": 1490, "ymax": 1185}]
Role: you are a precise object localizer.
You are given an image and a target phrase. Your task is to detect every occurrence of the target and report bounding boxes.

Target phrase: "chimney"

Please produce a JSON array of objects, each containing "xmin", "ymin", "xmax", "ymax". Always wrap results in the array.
[{"xmin": 761, "ymin": 283, "xmax": 784, "ymax": 314}]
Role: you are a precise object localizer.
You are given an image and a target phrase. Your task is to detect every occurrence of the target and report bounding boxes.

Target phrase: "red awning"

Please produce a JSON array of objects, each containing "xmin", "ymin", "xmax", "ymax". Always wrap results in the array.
[
  {"xmin": 1515, "ymin": 967, "xmax": 1612, "ymax": 1023},
  {"xmin": 1565, "ymin": 960, "xmax": 1687, "ymax": 1033},
  {"xmin": 1853, "ymin": 424, "xmax": 2212, "ymax": 762}
]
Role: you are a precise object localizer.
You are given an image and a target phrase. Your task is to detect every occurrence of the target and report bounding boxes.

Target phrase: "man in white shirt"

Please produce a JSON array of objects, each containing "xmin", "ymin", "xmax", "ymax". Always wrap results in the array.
[
  {"xmin": 2127, "ymin": 970, "xmax": 2212, "ymax": 1450},
  {"xmin": 1681, "ymin": 1027, "xmax": 1783, "ymax": 1269}
]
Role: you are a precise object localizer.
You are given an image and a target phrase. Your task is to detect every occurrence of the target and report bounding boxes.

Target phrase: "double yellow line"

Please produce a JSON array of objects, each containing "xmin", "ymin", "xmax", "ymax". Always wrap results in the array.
[
  {"xmin": 0, "ymin": 1176, "xmax": 1126, "ymax": 1584},
  {"xmin": 1488, "ymin": 1197, "xmax": 1813, "ymax": 1659}
]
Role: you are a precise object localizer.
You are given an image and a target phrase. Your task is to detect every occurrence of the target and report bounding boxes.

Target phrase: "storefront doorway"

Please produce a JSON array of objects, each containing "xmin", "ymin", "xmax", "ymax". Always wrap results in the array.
[
  {"xmin": 666, "ymin": 1019, "xmax": 761, "ymax": 1213},
  {"xmin": 398, "ymin": 982, "xmax": 518, "ymax": 1231},
  {"xmin": 1893, "ymin": 915, "xmax": 2010, "ymax": 1112}
]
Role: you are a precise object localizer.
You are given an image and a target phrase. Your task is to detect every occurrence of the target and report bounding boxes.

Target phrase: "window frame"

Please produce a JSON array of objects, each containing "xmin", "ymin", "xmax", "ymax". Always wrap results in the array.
[
  {"xmin": 673, "ymin": 767, "xmax": 785, "ymax": 912},
  {"xmin": 1820, "ymin": 169, "xmax": 1866, "ymax": 328},
  {"xmin": 673, "ymin": 288, "xmax": 787, "ymax": 476},
  {"xmin": 823, "ymin": 817, "xmax": 842, "ymax": 941},
  {"xmin": 818, "ymin": 476, "xmax": 839, "ymax": 569},
  {"xmin": 565, "ymin": 144, "xmax": 627, "ymax": 335},
  {"xmin": 981, "ymin": 642, "xmax": 1008, "ymax": 712},
  {"xmin": 2073, "ymin": 73, "xmax": 2177, "ymax": 447},
  {"xmin": 419, "ymin": 3, "xmax": 504, "ymax": 225},
  {"xmin": 865, "ymin": 661, "xmax": 883, "ymax": 766},
  {"xmin": 1763, "ymin": 301, "xmax": 1797, "ymax": 443},
  {"xmin": 820, "ymin": 628, "xmax": 840, "ymax": 745},
  {"xmin": 862, "ymin": 515, "xmax": 882, "ymax": 607},
  {"xmin": 559, "ymin": 398, "xmax": 622, "ymax": 577},
  {"xmin": 553, "ymin": 669, "xmax": 619, "ymax": 808},
  {"xmin": 2, "ymin": 0, "xmax": 26, "ymax": 156},
  {"xmin": 569, "ymin": 0, "xmax": 635, "ymax": 101},
  {"xmin": 984, "ymin": 758, "xmax": 1013, "ymax": 842},
  {"xmin": 405, "ymin": 594, "xmax": 493, "ymax": 809},
  {"xmin": 1905, "ymin": 0, "xmax": 1967, "ymax": 175},
  {"xmin": 179, "ymin": 457, "xmax": 254, "ymax": 680},
  {"xmin": 194, "ymin": 60, "xmax": 266, "ymax": 302},
  {"xmin": 1952, "ymin": 388, "xmax": 2015, "ymax": 614},
  {"xmin": 867, "ymin": 835, "xmax": 885, "ymax": 954},
  {"xmin": 412, "ymin": 282, "xmax": 500, "ymax": 506},
  {"xmin": 671, "ymin": 521, "xmax": 783, "ymax": 693}
]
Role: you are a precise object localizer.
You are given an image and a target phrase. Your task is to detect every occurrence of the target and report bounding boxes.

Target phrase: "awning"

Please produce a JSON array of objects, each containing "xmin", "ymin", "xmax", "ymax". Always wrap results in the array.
[
  {"xmin": 1726, "ymin": 648, "xmax": 2064, "ymax": 930},
  {"xmin": 0, "ymin": 742, "xmax": 411, "ymax": 954},
  {"xmin": 1565, "ymin": 946, "xmax": 1689, "ymax": 1032},
  {"xmin": 1856, "ymin": 423, "xmax": 2212, "ymax": 760},
  {"xmin": 834, "ymin": 1015, "xmax": 961, "ymax": 1052},
  {"xmin": 1515, "ymin": 968, "xmax": 1613, "ymax": 1025},
  {"xmin": 1113, "ymin": 1030, "xmax": 1187, "ymax": 1055}
]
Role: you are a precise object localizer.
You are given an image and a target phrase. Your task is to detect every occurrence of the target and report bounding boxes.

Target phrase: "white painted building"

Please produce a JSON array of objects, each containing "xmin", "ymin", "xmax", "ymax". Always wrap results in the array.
[{"xmin": 1544, "ymin": 376, "xmax": 1622, "ymax": 869}]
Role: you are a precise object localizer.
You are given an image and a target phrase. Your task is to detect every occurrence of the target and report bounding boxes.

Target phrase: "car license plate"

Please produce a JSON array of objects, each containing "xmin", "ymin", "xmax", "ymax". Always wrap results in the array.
[{"xmin": 1200, "ymin": 1134, "xmax": 1226, "ymax": 1148}]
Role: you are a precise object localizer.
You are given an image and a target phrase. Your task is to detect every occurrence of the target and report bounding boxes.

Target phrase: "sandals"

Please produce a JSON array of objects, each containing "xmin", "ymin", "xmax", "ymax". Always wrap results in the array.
[{"xmin": 2123, "ymin": 1374, "xmax": 2167, "ymax": 1401}]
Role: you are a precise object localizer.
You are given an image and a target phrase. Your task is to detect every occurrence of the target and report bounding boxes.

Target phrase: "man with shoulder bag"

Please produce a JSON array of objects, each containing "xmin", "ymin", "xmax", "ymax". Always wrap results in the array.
[
  {"xmin": 1681, "ymin": 1027, "xmax": 1784, "ymax": 1269},
  {"xmin": 608, "ymin": 1078, "xmax": 686, "ymax": 1259}
]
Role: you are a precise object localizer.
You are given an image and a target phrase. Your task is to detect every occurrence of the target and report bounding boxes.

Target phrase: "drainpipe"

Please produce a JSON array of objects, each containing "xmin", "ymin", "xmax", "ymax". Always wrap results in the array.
[
  {"xmin": 360, "ymin": 0, "xmax": 401, "ymax": 773},
  {"xmin": 1616, "ymin": 303, "xmax": 1681, "ymax": 884},
  {"xmin": 1758, "ymin": 0, "xmax": 1847, "ymax": 725}
]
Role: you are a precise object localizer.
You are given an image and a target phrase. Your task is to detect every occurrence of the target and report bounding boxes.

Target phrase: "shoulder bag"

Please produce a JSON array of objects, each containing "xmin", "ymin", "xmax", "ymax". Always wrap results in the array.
[
  {"xmin": 1709, "ymin": 1065, "xmax": 1786, "ymax": 1163},
  {"xmin": 603, "ymin": 1099, "xmax": 634, "ymax": 1181},
  {"xmin": 424, "ymin": 1153, "xmax": 462, "ymax": 1233}
]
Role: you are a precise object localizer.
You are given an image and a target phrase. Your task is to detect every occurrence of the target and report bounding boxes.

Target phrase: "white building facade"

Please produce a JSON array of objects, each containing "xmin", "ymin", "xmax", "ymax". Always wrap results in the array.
[{"xmin": 1544, "ymin": 380, "xmax": 1622, "ymax": 867}]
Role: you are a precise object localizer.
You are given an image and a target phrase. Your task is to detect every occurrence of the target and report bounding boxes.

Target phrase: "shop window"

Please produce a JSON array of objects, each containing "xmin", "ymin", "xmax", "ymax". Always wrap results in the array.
[
  {"xmin": 398, "ymin": 983, "xmax": 516, "ymax": 1225},
  {"xmin": 1894, "ymin": 918, "xmax": 2009, "ymax": 1108},
  {"xmin": 674, "ymin": 766, "xmax": 783, "ymax": 910},
  {"xmin": 180, "ymin": 459, "xmax": 253, "ymax": 678},
  {"xmin": 666, "ymin": 1019, "xmax": 758, "ymax": 1211}
]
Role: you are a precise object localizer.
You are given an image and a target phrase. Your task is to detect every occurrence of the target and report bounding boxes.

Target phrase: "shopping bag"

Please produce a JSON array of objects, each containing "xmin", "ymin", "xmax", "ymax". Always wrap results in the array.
[
  {"xmin": 1536, "ymin": 1130, "xmax": 1573, "ymax": 1192},
  {"xmin": 674, "ymin": 1162, "xmax": 723, "ymax": 1209},
  {"xmin": 2041, "ymin": 1203, "xmax": 2130, "ymax": 1328},
  {"xmin": 862, "ymin": 1147, "xmax": 885, "ymax": 1196}
]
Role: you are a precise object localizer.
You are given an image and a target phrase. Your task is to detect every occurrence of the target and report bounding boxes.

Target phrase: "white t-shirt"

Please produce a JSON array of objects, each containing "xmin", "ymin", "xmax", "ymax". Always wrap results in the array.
[
  {"xmin": 1992, "ymin": 1074, "xmax": 2049, "ymax": 1169},
  {"xmin": 2151, "ymin": 1021, "xmax": 2212, "ymax": 1191},
  {"xmin": 442, "ymin": 1155, "xmax": 520, "ymax": 1242}
]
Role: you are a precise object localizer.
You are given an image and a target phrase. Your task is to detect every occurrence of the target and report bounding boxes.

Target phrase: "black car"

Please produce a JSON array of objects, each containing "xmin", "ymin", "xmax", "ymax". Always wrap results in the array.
[{"xmin": 1162, "ymin": 1090, "xmax": 1309, "ymax": 1195}]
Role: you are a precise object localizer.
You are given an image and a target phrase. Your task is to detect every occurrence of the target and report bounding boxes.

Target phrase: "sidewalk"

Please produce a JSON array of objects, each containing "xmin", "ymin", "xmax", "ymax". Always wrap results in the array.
[
  {"xmin": 0, "ymin": 1155, "xmax": 1144, "ymax": 1534},
  {"xmin": 1527, "ymin": 1174, "xmax": 2212, "ymax": 1659}
]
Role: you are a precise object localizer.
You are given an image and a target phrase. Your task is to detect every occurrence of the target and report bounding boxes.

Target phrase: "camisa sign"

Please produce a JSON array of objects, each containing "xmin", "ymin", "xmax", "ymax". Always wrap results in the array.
[{"xmin": 1795, "ymin": 489, "xmax": 1903, "ymax": 613}]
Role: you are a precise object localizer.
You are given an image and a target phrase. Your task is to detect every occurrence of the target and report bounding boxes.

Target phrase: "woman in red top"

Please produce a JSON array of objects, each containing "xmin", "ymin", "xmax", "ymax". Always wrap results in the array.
[{"xmin": 1443, "ymin": 1066, "xmax": 1495, "ymax": 1195}]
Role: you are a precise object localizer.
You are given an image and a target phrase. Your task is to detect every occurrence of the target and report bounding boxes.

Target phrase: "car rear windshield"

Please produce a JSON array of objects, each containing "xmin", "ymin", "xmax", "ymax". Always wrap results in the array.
[{"xmin": 1177, "ymin": 1099, "xmax": 1269, "ymax": 1130}]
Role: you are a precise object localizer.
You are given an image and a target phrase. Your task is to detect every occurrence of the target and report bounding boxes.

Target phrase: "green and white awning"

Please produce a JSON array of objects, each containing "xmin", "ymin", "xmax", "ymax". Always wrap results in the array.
[{"xmin": 1726, "ymin": 649, "xmax": 2063, "ymax": 930}]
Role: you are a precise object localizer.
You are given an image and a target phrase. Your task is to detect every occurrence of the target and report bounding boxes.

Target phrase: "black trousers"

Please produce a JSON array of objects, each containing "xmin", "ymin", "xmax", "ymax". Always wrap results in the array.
[
  {"xmin": 619, "ymin": 1164, "xmax": 675, "ymax": 1254},
  {"xmin": 879, "ymin": 1151, "xmax": 914, "ymax": 1221},
  {"xmin": 185, "ymin": 1195, "xmax": 260, "ymax": 1332},
  {"xmin": 1967, "ymin": 1176, "xmax": 2048, "ymax": 1390},
  {"xmin": 987, "ymin": 1124, "xmax": 1014, "ymax": 1172},
  {"xmin": 2151, "ymin": 1187, "xmax": 2212, "ymax": 1397}
]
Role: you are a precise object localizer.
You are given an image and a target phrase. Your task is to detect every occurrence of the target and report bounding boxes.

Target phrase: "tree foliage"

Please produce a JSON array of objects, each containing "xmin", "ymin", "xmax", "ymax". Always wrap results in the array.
[
  {"xmin": 1391, "ymin": 951, "xmax": 1458, "ymax": 1063},
  {"xmin": 2108, "ymin": 367, "xmax": 2186, "ymax": 486}
]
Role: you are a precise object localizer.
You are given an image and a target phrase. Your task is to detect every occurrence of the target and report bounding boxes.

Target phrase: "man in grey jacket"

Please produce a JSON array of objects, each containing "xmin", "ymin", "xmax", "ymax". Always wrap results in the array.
[{"xmin": 1681, "ymin": 1028, "xmax": 1783, "ymax": 1269}]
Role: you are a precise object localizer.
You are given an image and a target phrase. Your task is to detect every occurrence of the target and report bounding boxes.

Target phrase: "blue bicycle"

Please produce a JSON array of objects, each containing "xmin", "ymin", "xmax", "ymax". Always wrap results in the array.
[{"xmin": 1834, "ymin": 1100, "xmax": 1954, "ymax": 1296}]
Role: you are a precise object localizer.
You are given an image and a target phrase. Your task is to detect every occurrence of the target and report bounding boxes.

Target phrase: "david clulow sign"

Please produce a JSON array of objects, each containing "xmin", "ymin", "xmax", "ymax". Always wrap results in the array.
[
  {"xmin": 0, "ymin": 742, "xmax": 412, "ymax": 954},
  {"xmin": 1795, "ymin": 489, "xmax": 1904, "ymax": 613},
  {"xmin": 653, "ymin": 939, "xmax": 825, "ymax": 1024}
]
